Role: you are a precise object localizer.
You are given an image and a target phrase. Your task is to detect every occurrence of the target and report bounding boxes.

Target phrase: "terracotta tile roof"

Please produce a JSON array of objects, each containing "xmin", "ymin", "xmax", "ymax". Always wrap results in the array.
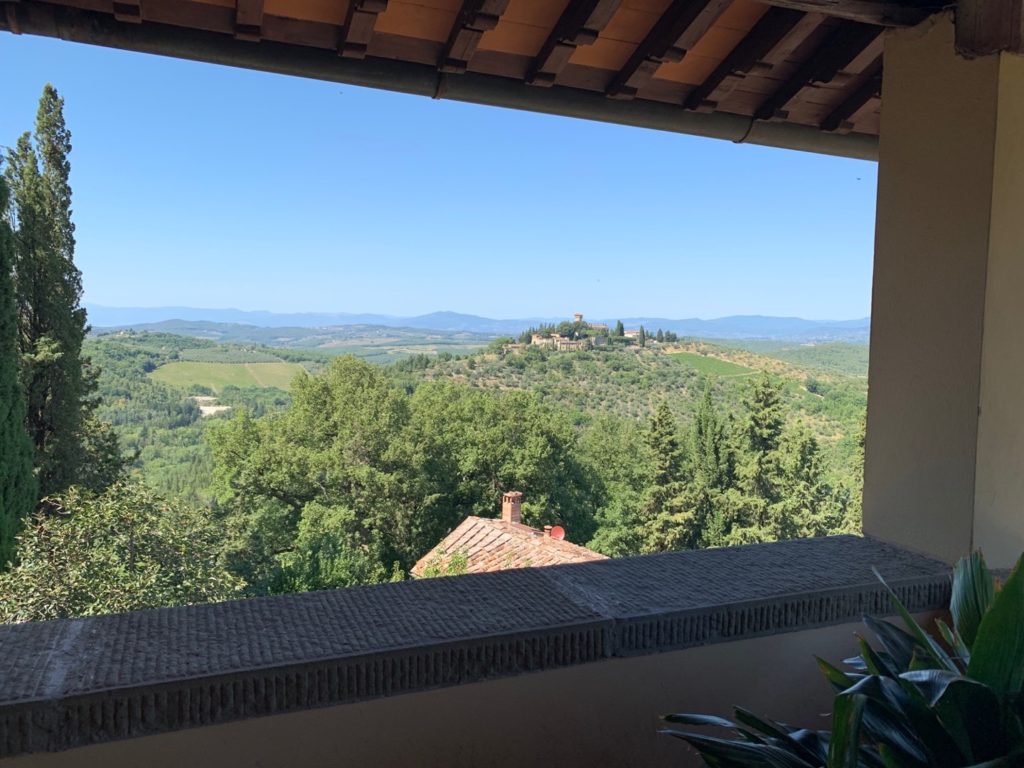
[{"xmin": 411, "ymin": 517, "xmax": 607, "ymax": 577}]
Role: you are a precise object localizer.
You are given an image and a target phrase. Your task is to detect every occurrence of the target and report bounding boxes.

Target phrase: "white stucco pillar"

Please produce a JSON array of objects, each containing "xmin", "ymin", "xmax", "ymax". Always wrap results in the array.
[{"xmin": 863, "ymin": 13, "xmax": 1024, "ymax": 568}]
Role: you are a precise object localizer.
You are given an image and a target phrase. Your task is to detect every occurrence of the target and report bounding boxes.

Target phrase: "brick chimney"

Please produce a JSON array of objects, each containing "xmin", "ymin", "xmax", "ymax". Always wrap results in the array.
[{"xmin": 501, "ymin": 491, "xmax": 523, "ymax": 524}]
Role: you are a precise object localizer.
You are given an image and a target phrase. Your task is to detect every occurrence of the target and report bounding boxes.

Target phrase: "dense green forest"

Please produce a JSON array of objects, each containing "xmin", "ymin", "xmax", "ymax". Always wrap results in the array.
[
  {"xmin": 81, "ymin": 331, "xmax": 867, "ymax": 510},
  {"xmin": 2, "ymin": 324, "xmax": 868, "ymax": 620},
  {"xmin": 84, "ymin": 332, "xmax": 298, "ymax": 501},
  {"xmin": 0, "ymin": 84, "xmax": 868, "ymax": 623}
]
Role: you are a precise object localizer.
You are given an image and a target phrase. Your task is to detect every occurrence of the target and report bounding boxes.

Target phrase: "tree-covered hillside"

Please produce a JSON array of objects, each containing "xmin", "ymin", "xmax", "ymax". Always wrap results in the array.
[
  {"xmin": 85, "ymin": 332, "xmax": 301, "ymax": 500},
  {"xmin": 396, "ymin": 341, "xmax": 866, "ymax": 488}
]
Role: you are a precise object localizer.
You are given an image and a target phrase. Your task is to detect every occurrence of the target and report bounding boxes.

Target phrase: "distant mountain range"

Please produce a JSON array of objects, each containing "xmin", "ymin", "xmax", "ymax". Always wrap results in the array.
[{"xmin": 86, "ymin": 305, "xmax": 870, "ymax": 342}]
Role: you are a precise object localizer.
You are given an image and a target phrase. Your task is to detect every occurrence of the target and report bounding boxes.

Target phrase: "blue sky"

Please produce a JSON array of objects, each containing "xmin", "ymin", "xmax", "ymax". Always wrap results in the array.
[{"xmin": 1, "ymin": 34, "xmax": 878, "ymax": 320}]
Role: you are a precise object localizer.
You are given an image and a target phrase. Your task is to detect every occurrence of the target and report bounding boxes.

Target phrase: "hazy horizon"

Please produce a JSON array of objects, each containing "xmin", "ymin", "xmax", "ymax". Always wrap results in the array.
[{"xmin": 84, "ymin": 302, "xmax": 871, "ymax": 324}]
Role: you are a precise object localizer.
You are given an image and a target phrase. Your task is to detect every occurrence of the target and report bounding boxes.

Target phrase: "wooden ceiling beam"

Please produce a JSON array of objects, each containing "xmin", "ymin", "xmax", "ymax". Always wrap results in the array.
[
  {"xmin": 234, "ymin": 0, "xmax": 265, "ymax": 41},
  {"xmin": 821, "ymin": 55, "xmax": 881, "ymax": 131},
  {"xmin": 526, "ymin": 0, "xmax": 623, "ymax": 87},
  {"xmin": 683, "ymin": 7, "xmax": 803, "ymax": 111},
  {"xmin": 757, "ymin": 0, "xmax": 935, "ymax": 27},
  {"xmin": 955, "ymin": 0, "xmax": 1024, "ymax": 55},
  {"xmin": 112, "ymin": 0, "xmax": 142, "ymax": 24},
  {"xmin": 694, "ymin": 12, "xmax": 825, "ymax": 111},
  {"xmin": 440, "ymin": 0, "xmax": 512, "ymax": 74},
  {"xmin": 3, "ymin": 2, "xmax": 21, "ymax": 34},
  {"xmin": 753, "ymin": 20, "xmax": 880, "ymax": 120},
  {"xmin": 606, "ymin": 0, "xmax": 731, "ymax": 100},
  {"xmin": 338, "ymin": 0, "xmax": 388, "ymax": 59}
]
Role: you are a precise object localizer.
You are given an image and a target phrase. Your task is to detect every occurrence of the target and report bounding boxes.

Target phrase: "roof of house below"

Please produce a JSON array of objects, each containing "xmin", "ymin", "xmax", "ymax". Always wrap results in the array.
[{"xmin": 411, "ymin": 516, "xmax": 608, "ymax": 577}]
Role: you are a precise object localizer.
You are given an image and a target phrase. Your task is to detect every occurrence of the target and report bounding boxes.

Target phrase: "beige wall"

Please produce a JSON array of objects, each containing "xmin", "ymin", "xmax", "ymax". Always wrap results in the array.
[
  {"xmin": 972, "ymin": 51, "xmax": 1024, "ymax": 568},
  {"xmin": 5, "ymin": 619, "xmax": 921, "ymax": 768},
  {"xmin": 864, "ymin": 14, "xmax": 1024, "ymax": 568}
]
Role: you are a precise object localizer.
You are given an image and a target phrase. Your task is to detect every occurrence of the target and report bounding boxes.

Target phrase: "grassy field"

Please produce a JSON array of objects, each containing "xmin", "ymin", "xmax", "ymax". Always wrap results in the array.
[
  {"xmin": 719, "ymin": 340, "xmax": 869, "ymax": 377},
  {"xmin": 150, "ymin": 361, "xmax": 305, "ymax": 392},
  {"xmin": 670, "ymin": 351, "xmax": 755, "ymax": 377}
]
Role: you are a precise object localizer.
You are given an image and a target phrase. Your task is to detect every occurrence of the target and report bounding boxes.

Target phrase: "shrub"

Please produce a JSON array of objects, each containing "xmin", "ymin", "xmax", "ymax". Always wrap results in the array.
[
  {"xmin": 0, "ymin": 480, "xmax": 243, "ymax": 622},
  {"xmin": 661, "ymin": 551, "xmax": 1024, "ymax": 766}
]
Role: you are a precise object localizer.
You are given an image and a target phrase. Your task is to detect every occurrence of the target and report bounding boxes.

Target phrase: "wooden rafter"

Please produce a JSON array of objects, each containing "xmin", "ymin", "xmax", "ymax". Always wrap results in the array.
[
  {"xmin": 690, "ymin": 12, "xmax": 826, "ymax": 112},
  {"xmin": 955, "ymin": 0, "xmax": 1024, "ymax": 55},
  {"xmin": 821, "ymin": 55, "xmax": 881, "ymax": 131},
  {"xmin": 606, "ymin": 0, "xmax": 731, "ymax": 100},
  {"xmin": 338, "ymin": 0, "xmax": 388, "ymax": 59},
  {"xmin": 234, "ymin": 0, "xmax": 264, "ymax": 41},
  {"xmin": 440, "ymin": 0, "xmax": 511, "ymax": 74},
  {"xmin": 3, "ymin": 2, "xmax": 21, "ymax": 34},
  {"xmin": 526, "ymin": 0, "xmax": 623, "ymax": 87},
  {"xmin": 757, "ymin": 0, "xmax": 936, "ymax": 26},
  {"xmin": 753, "ymin": 20, "xmax": 880, "ymax": 121},
  {"xmin": 683, "ymin": 7, "xmax": 804, "ymax": 111},
  {"xmin": 112, "ymin": 0, "xmax": 142, "ymax": 24}
]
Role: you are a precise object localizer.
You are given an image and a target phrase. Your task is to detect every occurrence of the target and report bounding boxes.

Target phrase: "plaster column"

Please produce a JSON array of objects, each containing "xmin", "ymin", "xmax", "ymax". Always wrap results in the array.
[{"xmin": 863, "ymin": 13, "xmax": 1024, "ymax": 568}]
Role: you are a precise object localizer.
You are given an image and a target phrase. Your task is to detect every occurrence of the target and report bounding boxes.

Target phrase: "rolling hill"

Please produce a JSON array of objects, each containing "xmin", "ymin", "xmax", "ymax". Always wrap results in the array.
[{"xmin": 87, "ymin": 306, "xmax": 870, "ymax": 342}]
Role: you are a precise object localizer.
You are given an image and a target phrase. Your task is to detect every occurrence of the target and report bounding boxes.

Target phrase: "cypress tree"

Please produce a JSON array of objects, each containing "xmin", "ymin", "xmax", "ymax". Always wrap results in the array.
[
  {"xmin": 0, "ymin": 171, "xmax": 36, "ymax": 567},
  {"xmin": 637, "ymin": 401, "xmax": 696, "ymax": 552},
  {"xmin": 5, "ymin": 85, "xmax": 97, "ymax": 495},
  {"xmin": 638, "ymin": 325, "xmax": 647, "ymax": 347},
  {"xmin": 742, "ymin": 372, "xmax": 786, "ymax": 506},
  {"xmin": 745, "ymin": 371, "xmax": 784, "ymax": 455},
  {"xmin": 647, "ymin": 401, "xmax": 682, "ymax": 489},
  {"xmin": 692, "ymin": 382, "xmax": 730, "ymax": 491}
]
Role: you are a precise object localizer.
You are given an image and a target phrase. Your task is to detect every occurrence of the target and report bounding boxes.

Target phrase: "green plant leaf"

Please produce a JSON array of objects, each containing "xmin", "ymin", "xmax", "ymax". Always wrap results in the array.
[
  {"xmin": 733, "ymin": 709, "xmax": 824, "ymax": 765},
  {"xmin": 933, "ymin": 678, "xmax": 1003, "ymax": 762},
  {"xmin": 843, "ymin": 654, "xmax": 870, "ymax": 672},
  {"xmin": 950, "ymin": 551, "xmax": 995, "ymax": 651},
  {"xmin": 817, "ymin": 656, "xmax": 861, "ymax": 691},
  {"xmin": 863, "ymin": 614, "xmax": 920, "ymax": 671},
  {"xmin": 840, "ymin": 676, "xmax": 935, "ymax": 766},
  {"xmin": 662, "ymin": 713, "xmax": 737, "ymax": 728},
  {"xmin": 963, "ymin": 753, "xmax": 1024, "ymax": 768},
  {"xmin": 877, "ymin": 742, "xmax": 922, "ymax": 768},
  {"xmin": 786, "ymin": 730, "xmax": 830, "ymax": 765},
  {"xmin": 858, "ymin": 634, "xmax": 901, "ymax": 679},
  {"xmin": 935, "ymin": 618, "xmax": 970, "ymax": 668},
  {"xmin": 873, "ymin": 567, "xmax": 957, "ymax": 672},
  {"xmin": 967, "ymin": 553, "xmax": 1024, "ymax": 694},
  {"xmin": 828, "ymin": 690, "xmax": 866, "ymax": 768},
  {"xmin": 659, "ymin": 729, "xmax": 816, "ymax": 768}
]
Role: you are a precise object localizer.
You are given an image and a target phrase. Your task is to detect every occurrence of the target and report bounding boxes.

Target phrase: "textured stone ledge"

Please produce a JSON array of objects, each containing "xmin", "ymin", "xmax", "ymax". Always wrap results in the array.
[{"xmin": 0, "ymin": 535, "xmax": 951, "ymax": 759}]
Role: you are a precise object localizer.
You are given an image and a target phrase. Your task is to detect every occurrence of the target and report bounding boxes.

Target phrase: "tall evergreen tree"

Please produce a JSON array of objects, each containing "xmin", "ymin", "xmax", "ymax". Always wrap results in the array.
[
  {"xmin": 745, "ymin": 372, "xmax": 784, "ymax": 457},
  {"xmin": 691, "ymin": 383, "xmax": 732, "ymax": 491},
  {"xmin": 727, "ymin": 372, "xmax": 788, "ymax": 540},
  {"xmin": 638, "ymin": 401, "xmax": 696, "ymax": 552},
  {"xmin": 614, "ymin": 320, "xmax": 624, "ymax": 337},
  {"xmin": 5, "ymin": 85, "xmax": 99, "ymax": 495},
  {"xmin": 647, "ymin": 401, "xmax": 682, "ymax": 490},
  {"xmin": 638, "ymin": 325, "xmax": 647, "ymax": 347},
  {"xmin": 0, "ymin": 171, "xmax": 36, "ymax": 567}
]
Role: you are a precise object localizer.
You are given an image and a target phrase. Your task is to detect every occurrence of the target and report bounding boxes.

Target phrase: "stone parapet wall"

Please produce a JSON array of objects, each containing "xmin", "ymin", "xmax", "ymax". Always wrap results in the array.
[{"xmin": 0, "ymin": 535, "xmax": 951, "ymax": 759}]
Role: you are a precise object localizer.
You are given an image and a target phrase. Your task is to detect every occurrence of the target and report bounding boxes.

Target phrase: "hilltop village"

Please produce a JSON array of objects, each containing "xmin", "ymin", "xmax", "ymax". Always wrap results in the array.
[{"xmin": 504, "ymin": 313, "xmax": 679, "ymax": 353}]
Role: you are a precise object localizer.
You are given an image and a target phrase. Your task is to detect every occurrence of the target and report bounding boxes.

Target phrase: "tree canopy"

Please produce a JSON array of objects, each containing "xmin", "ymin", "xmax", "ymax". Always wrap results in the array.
[
  {"xmin": 0, "ymin": 481, "xmax": 242, "ymax": 622},
  {"xmin": 208, "ymin": 357, "xmax": 600, "ymax": 594},
  {"xmin": 0, "ymin": 172, "xmax": 36, "ymax": 567}
]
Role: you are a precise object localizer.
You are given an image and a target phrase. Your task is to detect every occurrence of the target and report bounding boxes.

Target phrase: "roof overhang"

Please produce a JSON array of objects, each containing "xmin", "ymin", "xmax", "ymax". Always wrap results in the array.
[
  {"xmin": 0, "ymin": 0, "xmax": 942, "ymax": 161},
  {"xmin": 7, "ymin": 4, "xmax": 882, "ymax": 160}
]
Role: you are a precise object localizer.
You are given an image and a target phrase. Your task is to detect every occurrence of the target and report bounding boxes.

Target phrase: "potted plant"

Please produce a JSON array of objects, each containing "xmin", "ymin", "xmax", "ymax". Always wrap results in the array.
[{"xmin": 661, "ymin": 551, "xmax": 1024, "ymax": 766}]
